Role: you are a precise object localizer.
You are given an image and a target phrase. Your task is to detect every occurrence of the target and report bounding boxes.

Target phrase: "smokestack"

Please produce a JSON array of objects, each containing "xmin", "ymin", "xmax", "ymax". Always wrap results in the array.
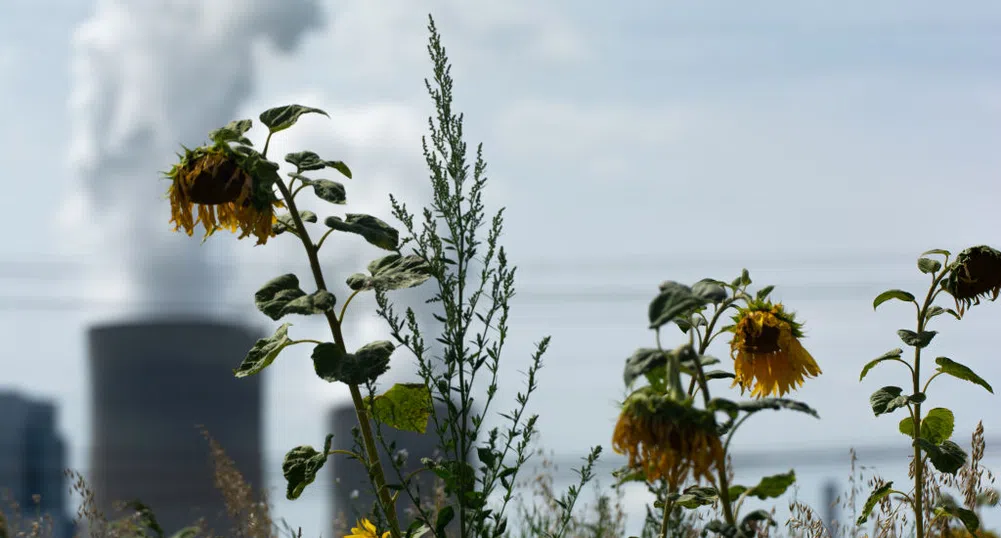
[
  {"xmin": 63, "ymin": 0, "xmax": 324, "ymax": 320},
  {"xmin": 88, "ymin": 319, "xmax": 264, "ymax": 534}
]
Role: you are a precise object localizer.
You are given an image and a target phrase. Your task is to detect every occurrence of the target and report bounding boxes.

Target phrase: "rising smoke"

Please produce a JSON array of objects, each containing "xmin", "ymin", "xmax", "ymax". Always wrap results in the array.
[{"xmin": 62, "ymin": 0, "xmax": 324, "ymax": 321}]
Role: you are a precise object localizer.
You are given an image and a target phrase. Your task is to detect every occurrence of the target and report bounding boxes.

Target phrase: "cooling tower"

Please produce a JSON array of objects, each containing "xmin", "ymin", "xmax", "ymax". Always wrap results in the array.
[
  {"xmin": 328, "ymin": 400, "xmax": 470, "ymax": 536},
  {"xmin": 88, "ymin": 319, "xmax": 264, "ymax": 535}
]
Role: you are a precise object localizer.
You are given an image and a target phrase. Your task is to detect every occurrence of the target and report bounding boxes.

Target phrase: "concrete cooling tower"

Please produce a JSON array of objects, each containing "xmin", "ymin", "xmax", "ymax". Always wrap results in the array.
[
  {"xmin": 328, "ymin": 400, "xmax": 469, "ymax": 536},
  {"xmin": 88, "ymin": 319, "xmax": 264, "ymax": 535}
]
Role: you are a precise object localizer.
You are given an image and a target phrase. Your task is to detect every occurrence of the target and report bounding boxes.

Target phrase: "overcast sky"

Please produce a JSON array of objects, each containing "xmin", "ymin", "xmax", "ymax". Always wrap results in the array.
[{"xmin": 2, "ymin": 1, "xmax": 1001, "ymax": 536}]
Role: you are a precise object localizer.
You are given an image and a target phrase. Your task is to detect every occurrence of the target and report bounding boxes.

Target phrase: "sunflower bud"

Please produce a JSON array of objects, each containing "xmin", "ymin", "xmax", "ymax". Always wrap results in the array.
[{"xmin": 943, "ymin": 245, "xmax": 1001, "ymax": 317}]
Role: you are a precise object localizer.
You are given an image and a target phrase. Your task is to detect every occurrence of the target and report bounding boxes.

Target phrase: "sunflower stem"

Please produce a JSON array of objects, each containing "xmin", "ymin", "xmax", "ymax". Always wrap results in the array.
[{"xmin": 272, "ymin": 176, "xmax": 403, "ymax": 538}]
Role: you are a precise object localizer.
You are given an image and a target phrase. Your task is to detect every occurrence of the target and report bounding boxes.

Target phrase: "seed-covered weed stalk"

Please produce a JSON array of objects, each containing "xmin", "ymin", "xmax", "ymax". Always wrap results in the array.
[
  {"xmin": 858, "ymin": 247, "xmax": 1001, "ymax": 538},
  {"xmin": 613, "ymin": 271, "xmax": 821, "ymax": 538},
  {"xmin": 373, "ymin": 16, "xmax": 601, "ymax": 538}
]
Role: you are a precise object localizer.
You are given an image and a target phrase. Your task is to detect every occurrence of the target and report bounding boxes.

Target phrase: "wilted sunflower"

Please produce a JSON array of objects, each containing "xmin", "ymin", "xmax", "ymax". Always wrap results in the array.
[
  {"xmin": 729, "ymin": 300, "xmax": 821, "ymax": 398},
  {"xmin": 943, "ymin": 245, "xmax": 1001, "ymax": 317},
  {"xmin": 611, "ymin": 387, "xmax": 723, "ymax": 490},
  {"xmin": 165, "ymin": 143, "xmax": 284, "ymax": 245},
  {"xmin": 344, "ymin": 518, "xmax": 390, "ymax": 538}
]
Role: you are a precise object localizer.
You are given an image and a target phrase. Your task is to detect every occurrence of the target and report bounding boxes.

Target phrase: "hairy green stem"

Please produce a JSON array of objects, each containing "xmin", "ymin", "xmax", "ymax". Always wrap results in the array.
[
  {"xmin": 911, "ymin": 268, "xmax": 945, "ymax": 538},
  {"xmin": 269, "ymin": 147, "xmax": 402, "ymax": 538},
  {"xmin": 693, "ymin": 322, "xmax": 737, "ymax": 527}
]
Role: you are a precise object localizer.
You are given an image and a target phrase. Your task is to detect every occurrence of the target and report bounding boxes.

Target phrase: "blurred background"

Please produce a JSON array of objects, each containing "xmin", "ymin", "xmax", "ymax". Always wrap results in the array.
[{"xmin": 1, "ymin": 1, "xmax": 1000, "ymax": 537}]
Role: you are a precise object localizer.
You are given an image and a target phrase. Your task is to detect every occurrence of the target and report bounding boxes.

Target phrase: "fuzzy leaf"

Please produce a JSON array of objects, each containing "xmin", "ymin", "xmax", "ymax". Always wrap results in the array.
[
  {"xmin": 285, "ymin": 151, "xmax": 352, "ymax": 178},
  {"xmin": 918, "ymin": 257, "xmax": 942, "ymax": 274},
  {"xmin": 934, "ymin": 504, "xmax": 980, "ymax": 534},
  {"xmin": 368, "ymin": 383, "xmax": 433, "ymax": 433},
  {"xmin": 623, "ymin": 348, "xmax": 664, "ymax": 388},
  {"xmin": 346, "ymin": 254, "xmax": 432, "ymax": 292},
  {"xmin": 260, "ymin": 105, "xmax": 328, "ymax": 134},
  {"xmin": 254, "ymin": 274, "xmax": 336, "ymax": 320},
  {"xmin": 295, "ymin": 176, "xmax": 347, "ymax": 204},
  {"xmin": 857, "ymin": 482, "xmax": 893, "ymax": 525},
  {"xmin": 898, "ymin": 329, "xmax": 937, "ymax": 349},
  {"xmin": 870, "ymin": 386, "xmax": 907, "ymax": 416},
  {"xmin": 935, "ymin": 357, "xmax": 994, "ymax": 393},
  {"xmin": 745, "ymin": 470, "xmax": 796, "ymax": 500},
  {"xmin": 874, "ymin": 289, "xmax": 915, "ymax": 310},
  {"xmin": 649, "ymin": 281, "xmax": 710, "ymax": 330},
  {"xmin": 273, "ymin": 211, "xmax": 318, "ymax": 235},
  {"xmin": 282, "ymin": 434, "xmax": 333, "ymax": 500},
  {"xmin": 208, "ymin": 119, "xmax": 253, "ymax": 145},
  {"xmin": 860, "ymin": 348, "xmax": 904, "ymax": 381},
  {"xmin": 917, "ymin": 439, "xmax": 967, "ymax": 475},
  {"xmin": 325, "ymin": 214, "xmax": 400, "ymax": 251},
  {"xmin": 234, "ymin": 323, "xmax": 292, "ymax": 378}
]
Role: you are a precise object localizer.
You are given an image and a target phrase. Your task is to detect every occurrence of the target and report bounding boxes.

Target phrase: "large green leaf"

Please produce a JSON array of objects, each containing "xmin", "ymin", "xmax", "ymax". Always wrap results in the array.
[
  {"xmin": 368, "ymin": 383, "xmax": 433, "ymax": 433},
  {"xmin": 873, "ymin": 289, "xmax": 915, "ymax": 310},
  {"xmin": 649, "ymin": 281, "xmax": 710, "ymax": 330},
  {"xmin": 254, "ymin": 274, "xmax": 336, "ymax": 320},
  {"xmin": 935, "ymin": 357, "xmax": 994, "ymax": 393},
  {"xmin": 691, "ymin": 279, "xmax": 727, "ymax": 304},
  {"xmin": 346, "ymin": 254, "xmax": 432, "ymax": 292},
  {"xmin": 285, "ymin": 151, "xmax": 352, "ymax": 178},
  {"xmin": 670, "ymin": 486, "xmax": 719, "ymax": 509},
  {"xmin": 260, "ymin": 105, "xmax": 328, "ymax": 134},
  {"xmin": 857, "ymin": 482, "xmax": 894, "ymax": 525},
  {"xmin": 282, "ymin": 434, "xmax": 333, "ymax": 500},
  {"xmin": 234, "ymin": 323, "xmax": 292, "ymax": 378},
  {"xmin": 296, "ymin": 177, "xmax": 347, "ymax": 204},
  {"xmin": 918, "ymin": 257, "xmax": 942, "ymax": 274},
  {"xmin": 311, "ymin": 341, "xmax": 394, "ymax": 385},
  {"xmin": 898, "ymin": 407, "xmax": 954, "ymax": 444},
  {"xmin": 916, "ymin": 439, "xmax": 967, "ymax": 475},
  {"xmin": 208, "ymin": 119, "xmax": 253, "ymax": 146},
  {"xmin": 325, "ymin": 214, "xmax": 400, "ymax": 251},
  {"xmin": 934, "ymin": 502, "xmax": 980, "ymax": 534},
  {"xmin": 860, "ymin": 349, "xmax": 904, "ymax": 381}
]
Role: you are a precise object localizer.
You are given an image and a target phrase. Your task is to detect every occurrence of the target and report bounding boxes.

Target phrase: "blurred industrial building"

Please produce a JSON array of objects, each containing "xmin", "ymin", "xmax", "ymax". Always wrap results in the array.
[{"xmin": 87, "ymin": 319, "xmax": 264, "ymax": 535}]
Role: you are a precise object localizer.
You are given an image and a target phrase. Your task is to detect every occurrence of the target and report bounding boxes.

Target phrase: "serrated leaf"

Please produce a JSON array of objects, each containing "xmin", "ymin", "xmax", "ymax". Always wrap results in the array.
[
  {"xmin": 285, "ymin": 151, "xmax": 352, "ymax": 179},
  {"xmin": 282, "ymin": 434, "xmax": 333, "ymax": 499},
  {"xmin": 254, "ymin": 274, "xmax": 336, "ymax": 320},
  {"xmin": 260, "ymin": 104, "xmax": 328, "ymax": 134},
  {"xmin": 898, "ymin": 329, "xmax": 937, "ymax": 349},
  {"xmin": 325, "ymin": 214, "xmax": 400, "ymax": 251},
  {"xmin": 860, "ymin": 348, "xmax": 904, "ymax": 381},
  {"xmin": 649, "ymin": 281, "xmax": 710, "ymax": 330},
  {"xmin": 918, "ymin": 257, "xmax": 942, "ymax": 274},
  {"xmin": 874, "ymin": 289, "xmax": 916, "ymax": 310},
  {"xmin": 935, "ymin": 357, "xmax": 994, "ymax": 393},
  {"xmin": 870, "ymin": 386, "xmax": 907, "ymax": 416},
  {"xmin": 857, "ymin": 482, "xmax": 893, "ymax": 525},
  {"xmin": 346, "ymin": 254, "xmax": 432, "ymax": 292},
  {"xmin": 273, "ymin": 211, "xmax": 318, "ymax": 235},
  {"xmin": 368, "ymin": 383, "xmax": 432, "ymax": 433},
  {"xmin": 234, "ymin": 323, "xmax": 292, "ymax": 377},
  {"xmin": 737, "ymin": 398, "xmax": 819, "ymax": 418},
  {"xmin": 916, "ymin": 439, "xmax": 967, "ymax": 475}
]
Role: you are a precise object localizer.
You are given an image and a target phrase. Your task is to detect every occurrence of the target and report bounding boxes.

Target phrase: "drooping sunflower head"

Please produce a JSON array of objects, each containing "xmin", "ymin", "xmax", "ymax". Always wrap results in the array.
[
  {"xmin": 344, "ymin": 518, "xmax": 390, "ymax": 538},
  {"xmin": 729, "ymin": 300, "xmax": 821, "ymax": 398},
  {"xmin": 943, "ymin": 245, "xmax": 1001, "ymax": 317},
  {"xmin": 164, "ymin": 143, "xmax": 284, "ymax": 245},
  {"xmin": 611, "ymin": 387, "xmax": 723, "ymax": 490}
]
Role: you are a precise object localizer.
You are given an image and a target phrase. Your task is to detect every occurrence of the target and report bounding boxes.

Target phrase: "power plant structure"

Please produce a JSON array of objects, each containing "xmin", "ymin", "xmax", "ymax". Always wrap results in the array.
[
  {"xmin": 0, "ymin": 391, "xmax": 74, "ymax": 538},
  {"xmin": 87, "ymin": 319, "xmax": 264, "ymax": 535}
]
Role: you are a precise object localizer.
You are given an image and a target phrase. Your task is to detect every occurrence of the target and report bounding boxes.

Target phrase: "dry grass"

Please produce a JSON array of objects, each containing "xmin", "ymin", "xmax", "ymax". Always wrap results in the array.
[{"xmin": 1, "ymin": 428, "xmax": 996, "ymax": 538}]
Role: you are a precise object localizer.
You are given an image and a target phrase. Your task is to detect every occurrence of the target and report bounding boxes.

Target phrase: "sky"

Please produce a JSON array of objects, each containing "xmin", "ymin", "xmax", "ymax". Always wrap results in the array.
[{"xmin": 1, "ymin": 0, "xmax": 1001, "ymax": 536}]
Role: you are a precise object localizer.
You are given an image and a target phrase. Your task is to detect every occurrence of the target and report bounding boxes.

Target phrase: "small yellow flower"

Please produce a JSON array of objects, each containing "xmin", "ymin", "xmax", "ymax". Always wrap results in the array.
[
  {"xmin": 164, "ymin": 144, "xmax": 283, "ymax": 245},
  {"xmin": 944, "ymin": 245, "xmax": 1001, "ymax": 317},
  {"xmin": 729, "ymin": 301, "xmax": 821, "ymax": 398},
  {"xmin": 611, "ymin": 388, "xmax": 723, "ymax": 490},
  {"xmin": 345, "ymin": 518, "xmax": 390, "ymax": 538}
]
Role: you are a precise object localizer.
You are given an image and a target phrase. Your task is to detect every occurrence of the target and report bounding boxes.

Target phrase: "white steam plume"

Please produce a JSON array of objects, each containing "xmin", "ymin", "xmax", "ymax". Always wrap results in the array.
[{"xmin": 61, "ymin": 0, "xmax": 323, "ymax": 321}]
